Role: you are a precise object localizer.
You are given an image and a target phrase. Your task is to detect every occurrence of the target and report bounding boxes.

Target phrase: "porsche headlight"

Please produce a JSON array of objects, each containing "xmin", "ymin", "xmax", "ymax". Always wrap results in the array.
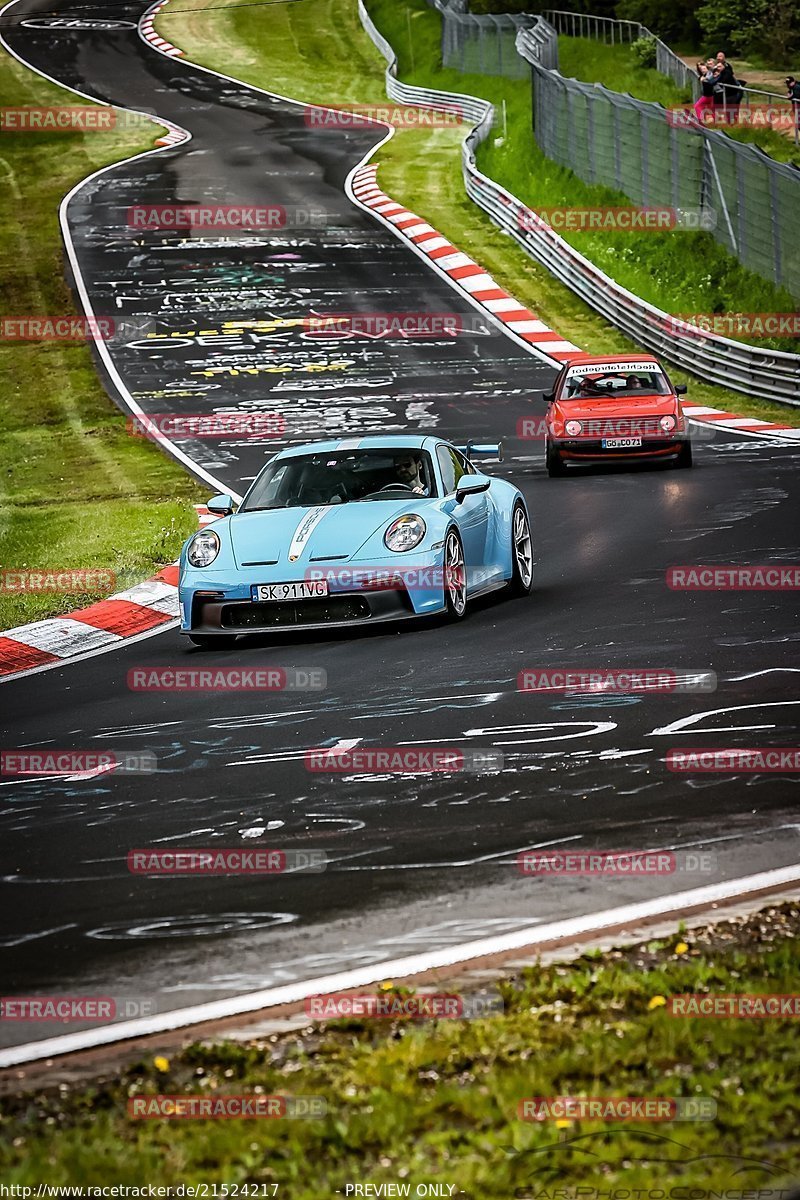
[
  {"xmin": 384, "ymin": 514, "xmax": 426, "ymax": 553},
  {"xmin": 565, "ymin": 420, "xmax": 582, "ymax": 436},
  {"xmin": 660, "ymin": 414, "xmax": 677, "ymax": 432},
  {"xmin": 187, "ymin": 529, "xmax": 220, "ymax": 568}
]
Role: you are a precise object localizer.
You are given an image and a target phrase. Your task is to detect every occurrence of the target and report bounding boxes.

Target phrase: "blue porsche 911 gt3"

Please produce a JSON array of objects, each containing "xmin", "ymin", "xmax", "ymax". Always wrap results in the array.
[{"xmin": 179, "ymin": 434, "xmax": 532, "ymax": 645}]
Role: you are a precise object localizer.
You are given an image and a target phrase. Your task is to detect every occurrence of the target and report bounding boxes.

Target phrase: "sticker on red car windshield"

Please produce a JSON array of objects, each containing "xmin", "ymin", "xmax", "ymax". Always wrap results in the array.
[{"xmin": 566, "ymin": 361, "xmax": 661, "ymax": 377}]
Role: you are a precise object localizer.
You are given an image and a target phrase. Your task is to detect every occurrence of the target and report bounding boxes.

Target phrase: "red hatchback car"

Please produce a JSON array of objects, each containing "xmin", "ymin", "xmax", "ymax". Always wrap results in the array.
[{"xmin": 542, "ymin": 354, "xmax": 693, "ymax": 477}]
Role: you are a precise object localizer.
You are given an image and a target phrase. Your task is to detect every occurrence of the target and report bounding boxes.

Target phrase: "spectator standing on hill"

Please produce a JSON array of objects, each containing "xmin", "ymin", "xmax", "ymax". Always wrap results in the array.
[
  {"xmin": 714, "ymin": 52, "xmax": 736, "ymax": 118},
  {"xmin": 693, "ymin": 58, "xmax": 717, "ymax": 122},
  {"xmin": 788, "ymin": 77, "xmax": 800, "ymax": 133}
]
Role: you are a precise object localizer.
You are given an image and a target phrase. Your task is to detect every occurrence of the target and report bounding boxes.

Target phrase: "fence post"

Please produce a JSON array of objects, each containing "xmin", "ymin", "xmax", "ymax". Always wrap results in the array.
[
  {"xmin": 768, "ymin": 168, "xmax": 782, "ymax": 285},
  {"xmin": 640, "ymin": 108, "xmax": 649, "ymax": 206}
]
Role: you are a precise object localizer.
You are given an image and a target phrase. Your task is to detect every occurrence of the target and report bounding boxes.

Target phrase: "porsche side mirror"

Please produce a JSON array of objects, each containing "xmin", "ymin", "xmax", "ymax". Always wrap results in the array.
[
  {"xmin": 206, "ymin": 493, "xmax": 236, "ymax": 516},
  {"xmin": 455, "ymin": 476, "xmax": 491, "ymax": 503},
  {"xmin": 675, "ymin": 384, "xmax": 688, "ymax": 395},
  {"xmin": 542, "ymin": 390, "xmax": 555, "ymax": 403}
]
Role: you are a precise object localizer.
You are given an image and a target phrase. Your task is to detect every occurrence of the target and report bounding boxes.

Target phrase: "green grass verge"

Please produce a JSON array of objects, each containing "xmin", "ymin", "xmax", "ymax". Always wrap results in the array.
[
  {"xmin": 2, "ymin": 905, "xmax": 798, "ymax": 1190},
  {"xmin": 0, "ymin": 52, "xmax": 203, "ymax": 631},
  {"xmin": 557, "ymin": 36, "xmax": 800, "ymax": 168},
  {"xmin": 158, "ymin": 0, "xmax": 800, "ymax": 428}
]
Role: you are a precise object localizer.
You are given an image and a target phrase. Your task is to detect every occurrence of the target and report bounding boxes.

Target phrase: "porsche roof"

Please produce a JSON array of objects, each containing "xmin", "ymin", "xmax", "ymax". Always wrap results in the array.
[{"xmin": 272, "ymin": 434, "xmax": 450, "ymax": 458}]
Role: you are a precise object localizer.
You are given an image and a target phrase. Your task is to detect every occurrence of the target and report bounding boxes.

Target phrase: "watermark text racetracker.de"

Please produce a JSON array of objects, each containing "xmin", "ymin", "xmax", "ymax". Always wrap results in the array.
[
  {"xmin": 518, "ymin": 668, "xmax": 716, "ymax": 695},
  {"xmin": 668, "ymin": 993, "xmax": 800, "ymax": 1017},
  {"xmin": 0, "ymin": 995, "xmax": 156, "ymax": 1022},
  {"xmin": 305, "ymin": 991, "xmax": 503, "ymax": 1020},
  {"xmin": 303, "ymin": 313, "xmax": 495, "ymax": 339},
  {"xmin": 517, "ymin": 416, "xmax": 718, "ymax": 444},
  {"xmin": 0, "ymin": 750, "xmax": 156, "ymax": 776},
  {"xmin": 517, "ymin": 849, "xmax": 717, "ymax": 876},
  {"xmin": 127, "ymin": 667, "xmax": 326, "ymax": 692},
  {"xmin": 516, "ymin": 205, "xmax": 716, "ymax": 232},
  {"xmin": 518, "ymin": 1096, "xmax": 717, "ymax": 1122},
  {"xmin": 304, "ymin": 565, "xmax": 499, "ymax": 591},
  {"xmin": 128, "ymin": 1095, "xmax": 326, "ymax": 1120},
  {"xmin": 127, "ymin": 413, "xmax": 285, "ymax": 441},
  {"xmin": 0, "ymin": 316, "xmax": 154, "ymax": 343},
  {"xmin": 666, "ymin": 565, "xmax": 800, "ymax": 590},
  {"xmin": 305, "ymin": 747, "xmax": 503, "ymax": 775},
  {"xmin": 665, "ymin": 312, "xmax": 800, "ymax": 339},
  {"xmin": 127, "ymin": 848, "xmax": 327, "ymax": 874},
  {"xmin": 0, "ymin": 568, "xmax": 116, "ymax": 594},
  {"xmin": 126, "ymin": 204, "xmax": 333, "ymax": 231},
  {"xmin": 304, "ymin": 103, "xmax": 462, "ymax": 128},
  {"xmin": 667, "ymin": 749, "xmax": 800, "ymax": 773},
  {"xmin": 0, "ymin": 106, "xmax": 156, "ymax": 131}
]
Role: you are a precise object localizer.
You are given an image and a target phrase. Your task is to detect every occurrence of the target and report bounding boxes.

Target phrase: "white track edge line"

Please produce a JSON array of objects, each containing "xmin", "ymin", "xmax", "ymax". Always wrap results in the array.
[{"xmin": 2, "ymin": 863, "xmax": 799, "ymax": 1067}]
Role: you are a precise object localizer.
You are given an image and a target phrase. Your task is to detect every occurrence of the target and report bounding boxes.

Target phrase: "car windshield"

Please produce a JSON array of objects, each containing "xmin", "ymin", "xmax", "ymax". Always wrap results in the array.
[
  {"xmin": 240, "ymin": 448, "xmax": 437, "ymax": 511},
  {"xmin": 561, "ymin": 366, "xmax": 670, "ymax": 400}
]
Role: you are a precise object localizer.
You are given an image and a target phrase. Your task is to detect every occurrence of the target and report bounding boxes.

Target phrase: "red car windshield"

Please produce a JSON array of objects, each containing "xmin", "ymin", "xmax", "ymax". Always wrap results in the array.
[{"xmin": 561, "ymin": 369, "xmax": 671, "ymax": 400}]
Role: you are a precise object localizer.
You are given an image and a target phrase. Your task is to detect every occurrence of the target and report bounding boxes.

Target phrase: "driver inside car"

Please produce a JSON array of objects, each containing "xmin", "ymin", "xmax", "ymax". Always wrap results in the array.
[{"xmin": 395, "ymin": 453, "xmax": 428, "ymax": 495}]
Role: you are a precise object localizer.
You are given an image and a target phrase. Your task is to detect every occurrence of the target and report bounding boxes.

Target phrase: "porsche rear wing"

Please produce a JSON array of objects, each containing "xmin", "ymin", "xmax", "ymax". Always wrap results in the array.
[{"xmin": 456, "ymin": 441, "xmax": 503, "ymax": 462}]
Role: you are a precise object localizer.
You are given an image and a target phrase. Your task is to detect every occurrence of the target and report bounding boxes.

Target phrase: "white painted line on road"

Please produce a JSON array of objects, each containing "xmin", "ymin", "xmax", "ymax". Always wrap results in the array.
[{"xmin": 2, "ymin": 863, "xmax": 799, "ymax": 1068}]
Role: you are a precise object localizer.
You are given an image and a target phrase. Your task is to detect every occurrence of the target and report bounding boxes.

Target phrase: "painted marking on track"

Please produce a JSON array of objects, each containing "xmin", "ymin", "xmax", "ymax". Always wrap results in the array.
[{"xmin": 3, "ymin": 864, "xmax": 800, "ymax": 1067}]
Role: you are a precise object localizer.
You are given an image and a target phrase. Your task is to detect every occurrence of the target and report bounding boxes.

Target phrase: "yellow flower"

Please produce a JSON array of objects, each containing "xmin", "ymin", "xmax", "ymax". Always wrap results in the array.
[
  {"xmin": 675, "ymin": 942, "xmax": 689, "ymax": 955},
  {"xmin": 153, "ymin": 1055, "xmax": 170, "ymax": 1073},
  {"xmin": 647, "ymin": 995, "xmax": 667, "ymax": 1010},
  {"xmin": 379, "ymin": 981, "xmax": 394, "ymax": 992},
  {"xmin": 555, "ymin": 1118, "xmax": 573, "ymax": 1129}
]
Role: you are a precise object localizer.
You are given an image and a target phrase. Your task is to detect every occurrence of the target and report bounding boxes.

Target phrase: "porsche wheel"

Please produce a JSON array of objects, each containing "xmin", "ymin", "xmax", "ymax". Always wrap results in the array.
[
  {"xmin": 188, "ymin": 634, "xmax": 237, "ymax": 649},
  {"xmin": 443, "ymin": 529, "xmax": 467, "ymax": 620},
  {"xmin": 509, "ymin": 502, "xmax": 533, "ymax": 595},
  {"xmin": 546, "ymin": 439, "xmax": 565, "ymax": 477}
]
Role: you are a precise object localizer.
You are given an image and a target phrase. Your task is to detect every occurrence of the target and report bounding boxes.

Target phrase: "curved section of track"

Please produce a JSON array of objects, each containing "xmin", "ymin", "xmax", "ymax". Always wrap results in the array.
[{"xmin": 1, "ymin": 0, "xmax": 798, "ymax": 1062}]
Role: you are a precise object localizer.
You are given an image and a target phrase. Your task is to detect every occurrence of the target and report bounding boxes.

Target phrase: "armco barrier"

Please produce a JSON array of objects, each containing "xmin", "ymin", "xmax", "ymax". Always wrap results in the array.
[{"xmin": 357, "ymin": 1, "xmax": 800, "ymax": 407}]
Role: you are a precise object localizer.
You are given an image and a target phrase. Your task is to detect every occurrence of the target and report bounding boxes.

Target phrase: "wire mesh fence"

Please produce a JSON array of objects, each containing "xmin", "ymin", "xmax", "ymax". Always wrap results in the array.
[
  {"xmin": 543, "ymin": 10, "xmax": 699, "ymax": 97},
  {"xmin": 519, "ymin": 34, "xmax": 800, "ymax": 299},
  {"xmin": 358, "ymin": 0, "xmax": 800, "ymax": 404},
  {"xmin": 423, "ymin": 0, "xmax": 558, "ymax": 75}
]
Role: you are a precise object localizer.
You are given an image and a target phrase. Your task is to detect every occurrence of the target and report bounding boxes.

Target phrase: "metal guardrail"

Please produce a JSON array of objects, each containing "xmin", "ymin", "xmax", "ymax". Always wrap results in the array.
[
  {"xmin": 357, "ymin": 1, "xmax": 799, "ymax": 407},
  {"xmin": 544, "ymin": 9, "xmax": 699, "ymax": 97}
]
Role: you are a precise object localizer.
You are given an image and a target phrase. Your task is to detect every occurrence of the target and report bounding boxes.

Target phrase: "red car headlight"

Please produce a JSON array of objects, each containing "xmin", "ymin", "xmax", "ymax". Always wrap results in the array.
[
  {"xmin": 659, "ymin": 415, "xmax": 677, "ymax": 433},
  {"xmin": 565, "ymin": 420, "xmax": 582, "ymax": 436}
]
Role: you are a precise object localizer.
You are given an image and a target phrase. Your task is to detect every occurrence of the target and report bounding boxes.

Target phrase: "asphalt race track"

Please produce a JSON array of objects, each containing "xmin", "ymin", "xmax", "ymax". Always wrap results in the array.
[{"xmin": 1, "ymin": 0, "xmax": 799, "ymax": 1056}]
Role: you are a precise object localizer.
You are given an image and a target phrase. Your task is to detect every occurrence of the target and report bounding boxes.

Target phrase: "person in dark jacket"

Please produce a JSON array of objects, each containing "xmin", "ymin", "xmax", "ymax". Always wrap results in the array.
[
  {"xmin": 788, "ymin": 77, "xmax": 800, "ymax": 134},
  {"xmin": 713, "ymin": 52, "xmax": 736, "ymax": 115}
]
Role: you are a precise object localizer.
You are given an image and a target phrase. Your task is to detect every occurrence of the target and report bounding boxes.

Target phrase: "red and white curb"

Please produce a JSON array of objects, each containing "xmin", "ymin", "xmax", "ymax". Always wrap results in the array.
[
  {"xmin": 0, "ymin": 506, "xmax": 225, "ymax": 681},
  {"xmin": 140, "ymin": 0, "xmax": 183, "ymax": 58},
  {"xmin": 351, "ymin": 164, "xmax": 580, "ymax": 363},
  {"xmin": 681, "ymin": 403, "xmax": 800, "ymax": 439},
  {"xmin": 0, "ymin": 567, "xmax": 179, "ymax": 681}
]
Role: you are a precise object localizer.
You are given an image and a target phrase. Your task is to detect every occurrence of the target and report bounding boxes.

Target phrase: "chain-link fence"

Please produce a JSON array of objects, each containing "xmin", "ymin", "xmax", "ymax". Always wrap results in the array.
[
  {"xmin": 519, "ymin": 35, "xmax": 800, "ymax": 299},
  {"xmin": 544, "ymin": 7, "xmax": 800, "ymax": 138},
  {"xmin": 423, "ymin": 0, "xmax": 558, "ymax": 76},
  {"xmin": 544, "ymin": 10, "xmax": 699, "ymax": 98},
  {"xmin": 358, "ymin": 0, "xmax": 800, "ymax": 403}
]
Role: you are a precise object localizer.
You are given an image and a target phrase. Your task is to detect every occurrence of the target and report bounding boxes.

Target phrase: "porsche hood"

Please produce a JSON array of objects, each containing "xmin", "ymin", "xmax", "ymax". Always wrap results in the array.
[{"xmin": 226, "ymin": 500, "xmax": 427, "ymax": 568}]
